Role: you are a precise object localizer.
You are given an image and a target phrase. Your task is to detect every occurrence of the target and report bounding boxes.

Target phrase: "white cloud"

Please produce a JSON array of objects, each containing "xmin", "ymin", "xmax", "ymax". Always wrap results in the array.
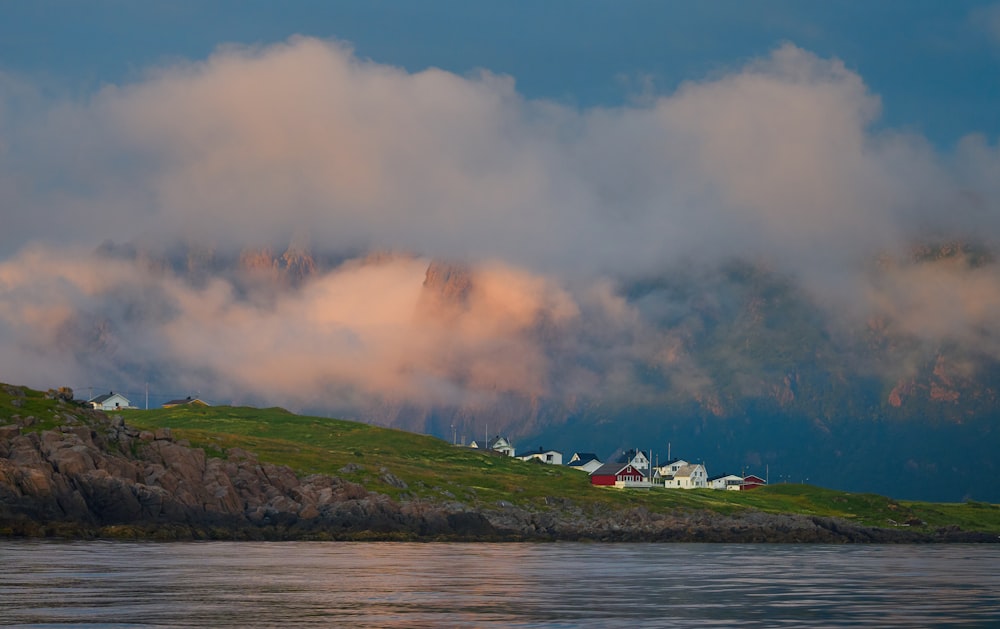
[
  {"xmin": 2, "ymin": 38, "xmax": 1000, "ymax": 418},
  {"xmin": 1, "ymin": 38, "xmax": 944, "ymax": 275}
]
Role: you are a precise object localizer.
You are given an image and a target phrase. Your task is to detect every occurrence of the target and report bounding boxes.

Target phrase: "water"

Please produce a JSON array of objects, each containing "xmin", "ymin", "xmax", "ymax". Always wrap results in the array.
[{"xmin": 1, "ymin": 541, "xmax": 998, "ymax": 627}]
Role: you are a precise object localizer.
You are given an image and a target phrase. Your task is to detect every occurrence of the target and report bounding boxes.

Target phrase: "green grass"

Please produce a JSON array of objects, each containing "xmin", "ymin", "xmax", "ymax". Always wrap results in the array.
[
  {"xmin": 0, "ymin": 384, "xmax": 78, "ymax": 432},
  {"xmin": 3, "ymin": 382, "xmax": 1000, "ymax": 534},
  {"xmin": 118, "ymin": 405, "xmax": 1000, "ymax": 533},
  {"xmin": 122, "ymin": 405, "xmax": 605, "ymax": 505}
]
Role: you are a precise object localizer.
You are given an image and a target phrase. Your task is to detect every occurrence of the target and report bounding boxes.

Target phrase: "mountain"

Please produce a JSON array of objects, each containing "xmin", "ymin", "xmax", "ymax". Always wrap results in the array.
[
  {"xmin": 17, "ymin": 239, "xmax": 1000, "ymax": 503},
  {"xmin": 519, "ymin": 249, "xmax": 1000, "ymax": 503},
  {"xmin": 395, "ymin": 247, "xmax": 1000, "ymax": 503}
]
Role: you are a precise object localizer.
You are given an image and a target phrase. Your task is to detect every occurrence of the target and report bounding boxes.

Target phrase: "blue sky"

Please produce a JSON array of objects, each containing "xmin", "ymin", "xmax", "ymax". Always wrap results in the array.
[{"xmin": 2, "ymin": 1, "xmax": 999, "ymax": 146}]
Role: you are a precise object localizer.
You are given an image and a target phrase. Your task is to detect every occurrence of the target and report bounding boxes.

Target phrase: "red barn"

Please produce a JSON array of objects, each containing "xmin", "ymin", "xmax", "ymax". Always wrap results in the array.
[
  {"xmin": 741, "ymin": 474, "xmax": 767, "ymax": 490},
  {"xmin": 590, "ymin": 462, "xmax": 647, "ymax": 487}
]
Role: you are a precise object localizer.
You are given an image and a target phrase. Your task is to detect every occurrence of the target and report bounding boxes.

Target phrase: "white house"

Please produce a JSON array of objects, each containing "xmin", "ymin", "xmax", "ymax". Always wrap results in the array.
[
  {"xmin": 517, "ymin": 447, "xmax": 564, "ymax": 465},
  {"xmin": 470, "ymin": 435, "xmax": 516, "ymax": 457},
  {"xmin": 567, "ymin": 452, "xmax": 603, "ymax": 473},
  {"xmin": 617, "ymin": 448, "xmax": 651, "ymax": 473},
  {"xmin": 88, "ymin": 391, "xmax": 132, "ymax": 411},
  {"xmin": 708, "ymin": 474, "xmax": 744, "ymax": 491},
  {"xmin": 654, "ymin": 458, "xmax": 689, "ymax": 478},
  {"xmin": 664, "ymin": 463, "xmax": 708, "ymax": 489}
]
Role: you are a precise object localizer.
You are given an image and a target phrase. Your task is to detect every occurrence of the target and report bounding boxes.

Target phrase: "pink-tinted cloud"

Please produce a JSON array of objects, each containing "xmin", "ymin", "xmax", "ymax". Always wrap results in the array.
[
  {"xmin": 2, "ymin": 38, "xmax": 1000, "ymax": 419},
  {"xmin": 6, "ymin": 38, "xmax": 973, "ymax": 275}
]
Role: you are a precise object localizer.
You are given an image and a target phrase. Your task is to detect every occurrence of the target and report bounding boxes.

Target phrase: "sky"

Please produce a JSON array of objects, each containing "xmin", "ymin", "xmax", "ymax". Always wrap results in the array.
[{"xmin": 2, "ymin": 2, "xmax": 1000, "ymax": 420}]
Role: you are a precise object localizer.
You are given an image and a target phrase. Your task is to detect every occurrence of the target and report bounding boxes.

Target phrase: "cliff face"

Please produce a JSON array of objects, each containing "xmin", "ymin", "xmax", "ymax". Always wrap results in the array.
[
  {"xmin": 238, "ymin": 244, "xmax": 319, "ymax": 286},
  {"xmin": 0, "ymin": 403, "xmax": 494, "ymax": 540}
]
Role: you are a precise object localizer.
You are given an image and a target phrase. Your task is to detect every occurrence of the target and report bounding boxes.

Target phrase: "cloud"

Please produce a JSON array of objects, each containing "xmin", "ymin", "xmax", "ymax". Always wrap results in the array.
[
  {"xmin": 0, "ymin": 247, "xmax": 594, "ymax": 411},
  {"xmin": 865, "ymin": 251, "xmax": 1000, "ymax": 359},
  {"xmin": 0, "ymin": 38, "xmax": 944, "ymax": 272},
  {"xmin": 2, "ymin": 38, "xmax": 1000, "ymax": 422},
  {"xmin": 971, "ymin": 3, "xmax": 1000, "ymax": 47}
]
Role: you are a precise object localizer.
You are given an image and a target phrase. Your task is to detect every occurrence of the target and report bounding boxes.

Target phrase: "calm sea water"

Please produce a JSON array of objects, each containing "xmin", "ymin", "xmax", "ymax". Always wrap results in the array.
[{"xmin": 1, "ymin": 541, "xmax": 998, "ymax": 627}]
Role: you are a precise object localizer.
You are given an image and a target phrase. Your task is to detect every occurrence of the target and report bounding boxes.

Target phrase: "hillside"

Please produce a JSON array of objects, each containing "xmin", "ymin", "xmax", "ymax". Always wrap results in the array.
[{"xmin": 2, "ymin": 383, "xmax": 998, "ymax": 541}]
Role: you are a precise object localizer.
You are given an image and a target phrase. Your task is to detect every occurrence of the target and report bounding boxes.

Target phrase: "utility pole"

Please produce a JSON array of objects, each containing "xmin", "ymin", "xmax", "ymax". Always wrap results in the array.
[{"xmin": 145, "ymin": 382, "xmax": 149, "ymax": 410}]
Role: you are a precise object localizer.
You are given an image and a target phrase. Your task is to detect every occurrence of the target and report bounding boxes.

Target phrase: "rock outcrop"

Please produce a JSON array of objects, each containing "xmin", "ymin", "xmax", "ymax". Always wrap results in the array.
[{"xmin": 0, "ymin": 408, "xmax": 495, "ymax": 540}]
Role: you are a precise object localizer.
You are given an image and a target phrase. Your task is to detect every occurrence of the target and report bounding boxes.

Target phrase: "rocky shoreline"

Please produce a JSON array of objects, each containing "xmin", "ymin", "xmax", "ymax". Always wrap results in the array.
[{"xmin": 1, "ymin": 401, "xmax": 996, "ymax": 543}]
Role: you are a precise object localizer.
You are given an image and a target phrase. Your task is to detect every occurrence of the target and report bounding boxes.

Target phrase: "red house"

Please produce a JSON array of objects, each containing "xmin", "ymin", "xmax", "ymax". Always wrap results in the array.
[
  {"xmin": 590, "ymin": 462, "xmax": 647, "ymax": 487},
  {"xmin": 741, "ymin": 474, "xmax": 767, "ymax": 490}
]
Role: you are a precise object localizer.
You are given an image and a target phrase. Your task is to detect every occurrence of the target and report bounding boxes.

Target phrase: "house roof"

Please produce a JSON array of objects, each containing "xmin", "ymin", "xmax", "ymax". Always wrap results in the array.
[
  {"xmin": 163, "ymin": 396, "xmax": 208, "ymax": 407},
  {"xmin": 743, "ymin": 475, "xmax": 767, "ymax": 483},
  {"xmin": 590, "ymin": 462, "xmax": 646, "ymax": 478},
  {"xmin": 707, "ymin": 473, "xmax": 741, "ymax": 482},
  {"xmin": 673, "ymin": 463, "xmax": 703, "ymax": 478},
  {"xmin": 570, "ymin": 452, "xmax": 599, "ymax": 463},
  {"xmin": 487, "ymin": 436, "xmax": 512, "ymax": 449},
  {"xmin": 616, "ymin": 448, "xmax": 649, "ymax": 462},
  {"xmin": 89, "ymin": 391, "xmax": 127, "ymax": 404},
  {"xmin": 517, "ymin": 447, "xmax": 562, "ymax": 458}
]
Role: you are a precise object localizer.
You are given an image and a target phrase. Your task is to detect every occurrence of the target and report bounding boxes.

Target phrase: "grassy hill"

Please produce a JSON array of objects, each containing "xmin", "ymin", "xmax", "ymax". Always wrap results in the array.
[
  {"xmin": 116, "ymin": 404, "xmax": 1000, "ymax": 535},
  {"xmin": 3, "ymin": 383, "xmax": 999, "ymax": 537}
]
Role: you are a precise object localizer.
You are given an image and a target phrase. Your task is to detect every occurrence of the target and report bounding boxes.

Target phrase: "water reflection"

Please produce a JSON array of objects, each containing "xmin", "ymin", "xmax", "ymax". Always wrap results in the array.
[{"xmin": 1, "ymin": 541, "xmax": 998, "ymax": 627}]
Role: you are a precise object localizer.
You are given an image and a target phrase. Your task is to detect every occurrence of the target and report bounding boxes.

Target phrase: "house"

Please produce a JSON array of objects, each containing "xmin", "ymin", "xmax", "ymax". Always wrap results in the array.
[
  {"xmin": 517, "ymin": 447, "xmax": 563, "ymax": 465},
  {"xmin": 741, "ymin": 474, "xmax": 767, "ymax": 490},
  {"xmin": 88, "ymin": 391, "xmax": 132, "ymax": 411},
  {"xmin": 589, "ymin": 462, "xmax": 651, "ymax": 488},
  {"xmin": 470, "ymin": 435, "xmax": 516, "ymax": 457},
  {"xmin": 664, "ymin": 463, "xmax": 708, "ymax": 489},
  {"xmin": 708, "ymin": 474, "xmax": 744, "ymax": 491},
  {"xmin": 162, "ymin": 396, "xmax": 209, "ymax": 409},
  {"xmin": 567, "ymin": 452, "xmax": 603, "ymax": 473},
  {"xmin": 616, "ymin": 448, "xmax": 651, "ymax": 473},
  {"xmin": 654, "ymin": 458, "xmax": 689, "ymax": 477}
]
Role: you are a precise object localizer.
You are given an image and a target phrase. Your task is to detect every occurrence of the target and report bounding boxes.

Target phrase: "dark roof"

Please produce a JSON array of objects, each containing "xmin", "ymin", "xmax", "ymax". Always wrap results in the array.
[
  {"xmin": 517, "ymin": 447, "xmax": 562, "ymax": 458},
  {"xmin": 89, "ymin": 391, "xmax": 125, "ymax": 404},
  {"xmin": 616, "ymin": 448, "xmax": 648, "ymax": 463},
  {"xmin": 590, "ymin": 462, "xmax": 622, "ymax": 476},
  {"xmin": 571, "ymin": 452, "xmax": 599, "ymax": 463}
]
